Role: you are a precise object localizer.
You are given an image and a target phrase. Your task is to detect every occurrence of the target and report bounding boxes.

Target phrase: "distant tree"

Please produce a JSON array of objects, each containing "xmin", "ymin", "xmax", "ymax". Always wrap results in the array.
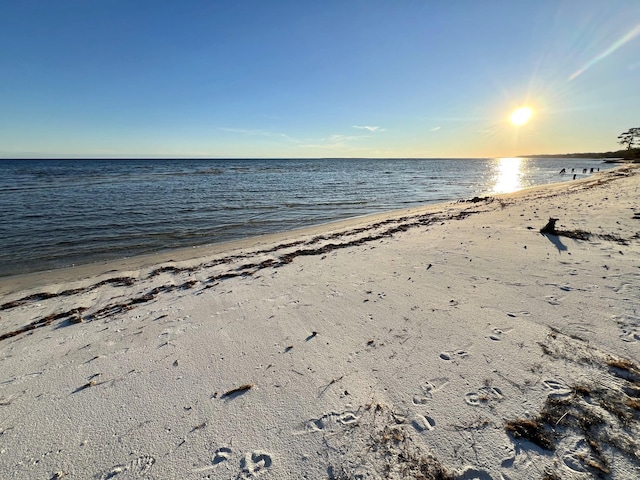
[{"xmin": 618, "ymin": 127, "xmax": 640, "ymax": 150}]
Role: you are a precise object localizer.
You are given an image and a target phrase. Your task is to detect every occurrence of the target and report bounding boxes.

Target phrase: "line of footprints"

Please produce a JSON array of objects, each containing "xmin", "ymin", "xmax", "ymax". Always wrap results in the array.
[{"xmin": 195, "ymin": 323, "xmax": 573, "ymax": 477}]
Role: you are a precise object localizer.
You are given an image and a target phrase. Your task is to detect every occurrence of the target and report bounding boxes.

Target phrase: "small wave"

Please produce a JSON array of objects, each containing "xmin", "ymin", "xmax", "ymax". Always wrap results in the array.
[{"xmin": 152, "ymin": 168, "xmax": 224, "ymax": 177}]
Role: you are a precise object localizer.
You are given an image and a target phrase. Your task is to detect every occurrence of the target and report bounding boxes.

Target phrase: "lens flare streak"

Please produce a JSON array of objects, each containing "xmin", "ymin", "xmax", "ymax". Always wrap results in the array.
[{"xmin": 569, "ymin": 23, "xmax": 640, "ymax": 81}]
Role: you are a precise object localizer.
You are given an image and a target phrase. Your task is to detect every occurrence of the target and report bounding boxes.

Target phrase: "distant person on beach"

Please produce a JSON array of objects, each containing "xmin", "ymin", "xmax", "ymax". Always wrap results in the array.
[{"xmin": 559, "ymin": 168, "xmax": 566, "ymax": 174}]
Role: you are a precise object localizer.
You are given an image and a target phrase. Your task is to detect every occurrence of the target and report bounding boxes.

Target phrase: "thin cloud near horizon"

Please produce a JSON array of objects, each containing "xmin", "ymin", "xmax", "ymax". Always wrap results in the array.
[{"xmin": 352, "ymin": 125, "xmax": 385, "ymax": 132}]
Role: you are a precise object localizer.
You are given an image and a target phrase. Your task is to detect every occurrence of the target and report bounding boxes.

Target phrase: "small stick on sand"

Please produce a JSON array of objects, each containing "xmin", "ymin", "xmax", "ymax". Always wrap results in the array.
[
  {"xmin": 220, "ymin": 383, "xmax": 254, "ymax": 399},
  {"xmin": 555, "ymin": 411, "xmax": 569, "ymax": 425},
  {"xmin": 72, "ymin": 380, "xmax": 96, "ymax": 393},
  {"xmin": 318, "ymin": 375, "xmax": 344, "ymax": 397}
]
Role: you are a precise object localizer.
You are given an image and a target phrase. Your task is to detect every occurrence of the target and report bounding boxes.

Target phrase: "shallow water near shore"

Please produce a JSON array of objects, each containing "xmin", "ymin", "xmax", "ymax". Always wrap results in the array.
[{"xmin": 0, "ymin": 157, "xmax": 611, "ymax": 276}]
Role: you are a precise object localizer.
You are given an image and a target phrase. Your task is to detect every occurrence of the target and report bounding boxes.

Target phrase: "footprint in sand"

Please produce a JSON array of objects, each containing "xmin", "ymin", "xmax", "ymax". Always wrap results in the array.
[
  {"xmin": 488, "ymin": 321, "xmax": 515, "ymax": 340},
  {"xmin": 439, "ymin": 350, "xmax": 469, "ymax": 361},
  {"xmin": 302, "ymin": 409, "xmax": 360, "ymax": 433},
  {"xmin": 238, "ymin": 450, "xmax": 273, "ymax": 478},
  {"xmin": 615, "ymin": 314, "xmax": 640, "ymax": 343},
  {"xmin": 562, "ymin": 439, "xmax": 595, "ymax": 473},
  {"xmin": 338, "ymin": 412, "xmax": 359, "ymax": 425},
  {"xmin": 411, "ymin": 413, "xmax": 436, "ymax": 432},
  {"xmin": 213, "ymin": 447, "xmax": 232, "ymax": 465},
  {"xmin": 545, "ymin": 295, "xmax": 563, "ymax": 306},
  {"xmin": 99, "ymin": 455, "xmax": 156, "ymax": 479},
  {"xmin": 489, "ymin": 328, "xmax": 505, "ymax": 341},
  {"xmin": 541, "ymin": 379, "xmax": 572, "ymax": 400},
  {"xmin": 499, "ymin": 443, "xmax": 516, "ymax": 467},
  {"xmin": 455, "ymin": 466, "xmax": 493, "ymax": 480},
  {"xmin": 620, "ymin": 328, "xmax": 640, "ymax": 343},
  {"xmin": 464, "ymin": 386, "xmax": 504, "ymax": 406},
  {"xmin": 464, "ymin": 392, "xmax": 481, "ymax": 406},
  {"xmin": 412, "ymin": 378, "xmax": 450, "ymax": 405},
  {"xmin": 412, "ymin": 381, "xmax": 435, "ymax": 405},
  {"xmin": 307, "ymin": 418, "xmax": 325, "ymax": 432}
]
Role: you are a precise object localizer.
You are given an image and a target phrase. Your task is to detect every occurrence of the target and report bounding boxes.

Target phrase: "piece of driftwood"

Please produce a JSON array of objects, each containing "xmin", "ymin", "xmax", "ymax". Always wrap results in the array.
[
  {"xmin": 220, "ymin": 383, "xmax": 254, "ymax": 399},
  {"xmin": 539, "ymin": 218, "xmax": 591, "ymax": 241},
  {"xmin": 540, "ymin": 217, "xmax": 559, "ymax": 234}
]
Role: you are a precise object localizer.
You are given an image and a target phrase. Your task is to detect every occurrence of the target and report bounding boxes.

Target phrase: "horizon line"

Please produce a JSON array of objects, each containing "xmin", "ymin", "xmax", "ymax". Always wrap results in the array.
[{"xmin": 0, "ymin": 153, "xmax": 616, "ymax": 161}]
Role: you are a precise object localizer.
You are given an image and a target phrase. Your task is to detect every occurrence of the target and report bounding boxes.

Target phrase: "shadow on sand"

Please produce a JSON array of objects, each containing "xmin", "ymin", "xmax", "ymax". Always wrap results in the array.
[{"xmin": 541, "ymin": 233, "xmax": 568, "ymax": 252}]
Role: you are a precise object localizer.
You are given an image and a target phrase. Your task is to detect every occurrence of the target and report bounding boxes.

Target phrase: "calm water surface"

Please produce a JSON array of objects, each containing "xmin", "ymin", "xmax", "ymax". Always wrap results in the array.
[{"xmin": 0, "ymin": 158, "xmax": 611, "ymax": 277}]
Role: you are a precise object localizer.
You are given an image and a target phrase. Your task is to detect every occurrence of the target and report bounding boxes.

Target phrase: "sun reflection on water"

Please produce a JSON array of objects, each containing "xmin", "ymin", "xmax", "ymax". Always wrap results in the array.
[{"xmin": 492, "ymin": 157, "xmax": 525, "ymax": 194}]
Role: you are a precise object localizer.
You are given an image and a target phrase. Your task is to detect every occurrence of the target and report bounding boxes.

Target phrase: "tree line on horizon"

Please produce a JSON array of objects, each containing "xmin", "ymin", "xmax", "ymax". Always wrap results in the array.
[{"xmin": 524, "ymin": 127, "xmax": 639, "ymax": 161}]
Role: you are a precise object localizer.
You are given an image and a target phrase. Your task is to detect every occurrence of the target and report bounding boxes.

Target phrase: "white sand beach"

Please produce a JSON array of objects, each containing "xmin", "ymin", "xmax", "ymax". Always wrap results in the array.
[{"xmin": 1, "ymin": 165, "xmax": 639, "ymax": 479}]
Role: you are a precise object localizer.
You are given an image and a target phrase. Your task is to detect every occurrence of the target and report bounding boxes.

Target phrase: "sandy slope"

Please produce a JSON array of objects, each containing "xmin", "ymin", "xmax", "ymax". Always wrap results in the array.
[{"xmin": 0, "ymin": 165, "xmax": 639, "ymax": 480}]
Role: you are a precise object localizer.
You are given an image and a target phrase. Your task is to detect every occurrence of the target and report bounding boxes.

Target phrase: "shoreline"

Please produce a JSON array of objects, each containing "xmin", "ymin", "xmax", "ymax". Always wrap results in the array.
[
  {"xmin": 0, "ymin": 156, "xmax": 615, "ymax": 282},
  {"xmin": 1, "ymin": 164, "xmax": 638, "ymax": 479},
  {"xmin": 0, "ymin": 165, "xmax": 622, "ymax": 297}
]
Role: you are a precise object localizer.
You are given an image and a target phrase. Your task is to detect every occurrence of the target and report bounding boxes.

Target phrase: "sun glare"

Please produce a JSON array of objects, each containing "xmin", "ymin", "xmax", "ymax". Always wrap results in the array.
[
  {"xmin": 510, "ymin": 107, "xmax": 532, "ymax": 126},
  {"xmin": 493, "ymin": 157, "xmax": 524, "ymax": 194}
]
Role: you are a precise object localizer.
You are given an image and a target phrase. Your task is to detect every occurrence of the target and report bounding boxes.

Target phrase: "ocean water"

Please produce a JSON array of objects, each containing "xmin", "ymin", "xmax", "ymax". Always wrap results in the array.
[{"xmin": 0, "ymin": 157, "xmax": 612, "ymax": 277}]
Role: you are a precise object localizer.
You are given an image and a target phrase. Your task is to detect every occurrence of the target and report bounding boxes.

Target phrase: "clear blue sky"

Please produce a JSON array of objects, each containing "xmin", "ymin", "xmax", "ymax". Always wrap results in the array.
[{"xmin": 1, "ymin": 0, "xmax": 639, "ymax": 158}]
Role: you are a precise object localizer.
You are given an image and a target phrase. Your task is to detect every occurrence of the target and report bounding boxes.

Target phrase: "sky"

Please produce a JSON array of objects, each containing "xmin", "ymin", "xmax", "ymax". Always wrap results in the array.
[{"xmin": 1, "ymin": 0, "xmax": 639, "ymax": 159}]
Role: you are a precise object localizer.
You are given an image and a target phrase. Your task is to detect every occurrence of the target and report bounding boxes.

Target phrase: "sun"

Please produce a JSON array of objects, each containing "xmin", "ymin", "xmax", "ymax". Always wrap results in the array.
[{"xmin": 510, "ymin": 106, "xmax": 533, "ymax": 126}]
